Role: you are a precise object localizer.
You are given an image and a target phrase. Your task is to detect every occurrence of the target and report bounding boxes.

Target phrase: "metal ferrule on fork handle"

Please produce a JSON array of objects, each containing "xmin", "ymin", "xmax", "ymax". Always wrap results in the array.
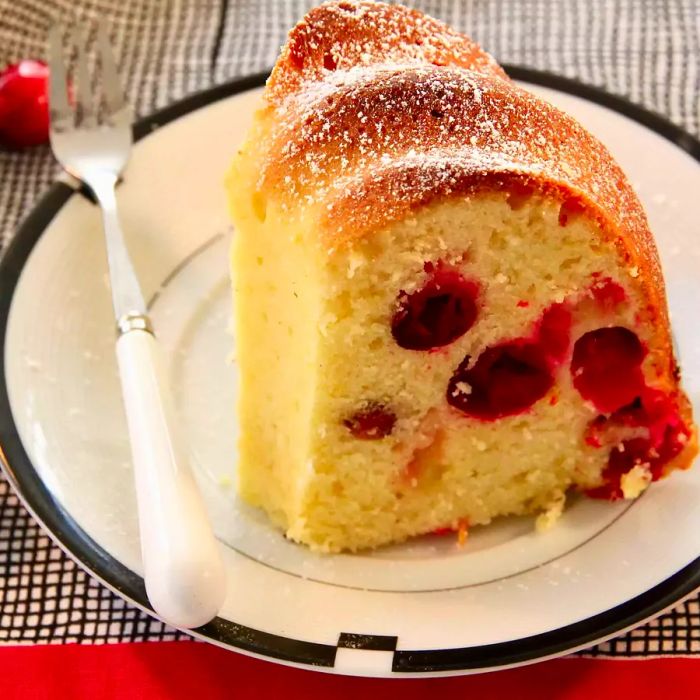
[{"xmin": 117, "ymin": 311, "xmax": 154, "ymax": 337}]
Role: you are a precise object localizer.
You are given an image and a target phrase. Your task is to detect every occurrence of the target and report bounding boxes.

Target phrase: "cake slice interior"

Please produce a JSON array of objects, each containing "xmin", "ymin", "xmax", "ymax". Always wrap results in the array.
[{"xmin": 229, "ymin": 176, "xmax": 694, "ymax": 551}]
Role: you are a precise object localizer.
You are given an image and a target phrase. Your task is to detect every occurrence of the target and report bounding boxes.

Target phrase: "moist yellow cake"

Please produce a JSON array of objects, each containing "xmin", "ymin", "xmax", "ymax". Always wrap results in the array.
[{"xmin": 226, "ymin": 0, "xmax": 697, "ymax": 552}]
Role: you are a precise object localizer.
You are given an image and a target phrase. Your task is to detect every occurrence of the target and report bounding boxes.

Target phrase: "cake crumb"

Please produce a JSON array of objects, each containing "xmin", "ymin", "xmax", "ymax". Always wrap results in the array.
[
  {"xmin": 535, "ymin": 493, "xmax": 565, "ymax": 532},
  {"xmin": 452, "ymin": 381, "xmax": 472, "ymax": 397},
  {"xmin": 219, "ymin": 475, "xmax": 233, "ymax": 488},
  {"xmin": 347, "ymin": 251, "xmax": 365, "ymax": 278},
  {"xmin": 457, "ymin": 519, "xmax": 469, "ymax": 547},
  {"xmin": 319, "ymin": 312, "xmax": 338, "ymax": 336},
  {"xmin": 621, "ymin": 465, "xmax": 652, "ymax": 499}
]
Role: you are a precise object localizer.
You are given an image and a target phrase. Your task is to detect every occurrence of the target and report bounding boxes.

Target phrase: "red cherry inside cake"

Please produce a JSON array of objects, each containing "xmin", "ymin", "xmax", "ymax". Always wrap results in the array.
[{"xmin": 392, "ymin": 264, "xmax": 479, "ymax": 350}]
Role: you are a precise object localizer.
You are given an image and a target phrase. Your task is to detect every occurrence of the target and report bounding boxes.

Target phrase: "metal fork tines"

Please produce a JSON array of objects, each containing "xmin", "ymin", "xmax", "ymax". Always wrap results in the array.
[{"xmin": 48, "ymin": 22, "xmax": 144, "ymax": 324}]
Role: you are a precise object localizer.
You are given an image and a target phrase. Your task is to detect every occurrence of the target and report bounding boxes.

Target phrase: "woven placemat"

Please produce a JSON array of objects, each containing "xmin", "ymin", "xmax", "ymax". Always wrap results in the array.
[{"xmin": 1, "ymin": 0, "xmax": 699, "ymax": 653}]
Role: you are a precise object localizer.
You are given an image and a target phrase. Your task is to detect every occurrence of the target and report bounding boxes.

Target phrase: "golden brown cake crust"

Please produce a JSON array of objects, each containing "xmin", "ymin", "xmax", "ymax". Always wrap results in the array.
[
  {"xmin": 261, "ymin": 3, "xmax": 654, "ymax": 273},
  {"xmin": 266, "ymin": 0, "xmax": 507, "ymax": 103},
  {"xmin": 255, "ymin": 0, "xmax": 695, "ymax": 464}
]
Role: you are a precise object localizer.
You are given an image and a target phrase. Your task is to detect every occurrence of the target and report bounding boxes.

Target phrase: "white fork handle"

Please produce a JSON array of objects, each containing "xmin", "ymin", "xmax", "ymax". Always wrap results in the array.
[{"xmin": 116, "ymin": 328, "xmax": 226, "ymax": 628}]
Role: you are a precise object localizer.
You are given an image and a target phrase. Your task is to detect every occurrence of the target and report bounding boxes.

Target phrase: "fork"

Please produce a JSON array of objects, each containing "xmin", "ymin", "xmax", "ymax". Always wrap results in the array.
[{"xmin": 48, "ymin": 23, "xmax": 225, "ymax": 628}]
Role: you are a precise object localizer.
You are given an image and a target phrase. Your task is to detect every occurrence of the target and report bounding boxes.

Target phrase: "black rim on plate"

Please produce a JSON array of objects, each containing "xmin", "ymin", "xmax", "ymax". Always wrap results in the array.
[{"xmin": 1, "ymin": 67, "xmax": 699, "ymax": 674}]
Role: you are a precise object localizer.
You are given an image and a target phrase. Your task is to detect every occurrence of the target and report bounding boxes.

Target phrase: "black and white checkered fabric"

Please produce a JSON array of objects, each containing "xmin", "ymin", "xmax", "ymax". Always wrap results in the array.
[{"xmin": 1, "ymin": 0, "xmax": 699, "ymax": 654}]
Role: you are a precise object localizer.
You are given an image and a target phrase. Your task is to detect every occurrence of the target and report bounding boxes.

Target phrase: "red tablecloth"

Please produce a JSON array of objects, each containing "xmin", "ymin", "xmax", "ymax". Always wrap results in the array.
[{"xmin": 1, "ymin": 644, "xmax": 697, "ymax": 699}]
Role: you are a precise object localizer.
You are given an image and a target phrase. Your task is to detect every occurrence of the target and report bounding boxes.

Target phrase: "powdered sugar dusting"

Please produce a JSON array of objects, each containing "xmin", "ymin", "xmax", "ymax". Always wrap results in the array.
[
  {"xmin": 267, "ymin": 0, "xmax": 506, "ymax": 105},
  {"xmin": 250, "ymin": 0, "xmax": 661, "ymax": 304}
]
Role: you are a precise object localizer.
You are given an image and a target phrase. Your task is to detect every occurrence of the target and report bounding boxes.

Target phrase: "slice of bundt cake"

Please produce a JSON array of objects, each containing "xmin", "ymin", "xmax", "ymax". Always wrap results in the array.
[{"xmin": 226, "ymin": 0, "xmax": 697, "ymax": 552}]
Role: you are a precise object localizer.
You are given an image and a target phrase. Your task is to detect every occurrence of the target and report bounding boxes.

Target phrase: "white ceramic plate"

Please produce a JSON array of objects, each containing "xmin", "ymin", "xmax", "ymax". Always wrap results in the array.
[{"xmin": 1, "ymin": 68, "xmax": 699, "ymax": 677}]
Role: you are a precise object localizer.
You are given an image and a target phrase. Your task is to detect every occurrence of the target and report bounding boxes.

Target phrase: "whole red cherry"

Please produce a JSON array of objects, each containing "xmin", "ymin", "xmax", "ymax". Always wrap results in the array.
[{"xmin": 0, "ymin": 60, "xmax": 51, "ymax": 149}]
